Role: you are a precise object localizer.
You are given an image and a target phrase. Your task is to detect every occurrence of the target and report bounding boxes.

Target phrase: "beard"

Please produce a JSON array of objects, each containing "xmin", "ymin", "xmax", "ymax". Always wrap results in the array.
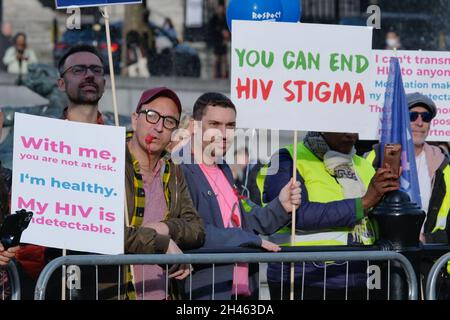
[
  {"xmin": 68, "ymin": 91, "xmax": 101, "ymax": 106},
  {"xmin": 66, "ymin": 82, "xmax": 103, "ymax": 106}
]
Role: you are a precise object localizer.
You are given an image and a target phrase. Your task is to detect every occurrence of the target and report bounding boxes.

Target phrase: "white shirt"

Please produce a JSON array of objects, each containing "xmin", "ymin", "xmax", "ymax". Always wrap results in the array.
[
  {"xmin": 2, "ymin": 46, "xmax": 38, "ymax": 74},
  {"xmin": 416, "ymin": 151, "xmax": 431, "ymax": 232}
]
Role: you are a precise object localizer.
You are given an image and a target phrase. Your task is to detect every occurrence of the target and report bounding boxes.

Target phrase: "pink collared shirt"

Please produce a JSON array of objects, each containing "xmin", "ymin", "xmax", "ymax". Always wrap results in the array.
[
  {"xmin": 199, "ymin": 164, "xmax": 250, "ymax": 297},
  {"xmin": 133, "ymin": 159, "xmax": 168, "ymax": 300}
]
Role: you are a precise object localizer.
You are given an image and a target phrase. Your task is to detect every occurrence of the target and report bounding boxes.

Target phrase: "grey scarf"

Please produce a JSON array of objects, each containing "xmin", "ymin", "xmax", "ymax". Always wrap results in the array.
[
  {"xmin": 303, "ymin": 132, "xmax": 374, "ymax": 243},
  {"xmin": 303, "ymin": 132, "xmax": 366, "ymax": 198}
]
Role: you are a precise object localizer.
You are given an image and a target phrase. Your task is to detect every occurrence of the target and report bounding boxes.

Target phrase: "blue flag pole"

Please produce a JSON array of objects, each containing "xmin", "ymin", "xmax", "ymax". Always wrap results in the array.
[{"xmin": 379, "ymin": 57, "xmax": 422, "ymax": 207}]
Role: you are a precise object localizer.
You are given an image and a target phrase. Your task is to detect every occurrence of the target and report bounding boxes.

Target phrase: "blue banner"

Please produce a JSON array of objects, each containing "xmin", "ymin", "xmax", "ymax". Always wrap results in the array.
[
  {"xmin": 55, "ymin": 0, "xmax": 142, "ymax": 9},
  {"xmin": 379, "ymin": 57, "xmax": 422, "ymax": 207}
]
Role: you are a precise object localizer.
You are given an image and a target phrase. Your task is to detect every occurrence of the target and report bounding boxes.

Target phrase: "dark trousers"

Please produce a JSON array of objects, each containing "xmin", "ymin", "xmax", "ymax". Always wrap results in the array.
[{"xmin": 268, "ymin": 280, "xmax": 382, "ymax": 300}]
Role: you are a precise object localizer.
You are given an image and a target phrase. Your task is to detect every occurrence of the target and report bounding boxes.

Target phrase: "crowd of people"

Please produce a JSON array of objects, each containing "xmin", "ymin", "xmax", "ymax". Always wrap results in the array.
[
  {"xmin": 0, "ymin": 40, "xmax": 449, "ymax": 301},
  {"xmin": 1, "ymin": 44, "xmax": 294, "ymax": 300},
  {"xmin": 0, "ymin": 3, "xmax": 229, "ymax": 81}
]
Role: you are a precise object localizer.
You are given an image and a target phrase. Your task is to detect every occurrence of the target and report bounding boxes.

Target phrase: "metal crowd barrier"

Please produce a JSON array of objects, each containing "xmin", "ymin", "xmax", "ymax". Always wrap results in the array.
[
  {"xmin": 34, "ymin": 250, "xmax": 418, "ymax": 300},
  {"xmin": 426, "ymin": 252, "xmax": 450, "ymax": 300},
  {"xmin": 1, "ymin": 260, "xmax": 21, "ymax": 300}
]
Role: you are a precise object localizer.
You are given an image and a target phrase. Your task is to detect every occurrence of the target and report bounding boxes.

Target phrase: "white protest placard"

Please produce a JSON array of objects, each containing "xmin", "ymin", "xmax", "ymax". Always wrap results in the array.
[
  {"xmin": 361, "ymin": 50, "xmax": 450, "ymax": 141},
  {"xmin": 55, "ymin": 0, "xmax": 142, "ymax": 9},
  {"xmin": 11, "ymin": 113, "xmax": 125, "ymax": 255},
  {"xmin": 231, "ymin": 21, "xmax": 373, "ymax": 135}
]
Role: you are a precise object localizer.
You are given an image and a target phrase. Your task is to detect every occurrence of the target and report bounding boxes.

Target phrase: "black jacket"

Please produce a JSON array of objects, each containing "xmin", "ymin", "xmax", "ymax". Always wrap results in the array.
[
  {"xmin": 370, "ymin": 144, "xmax": 450, "ymax": 243},
  {"xmin": 0, "ymin": 162, "xmax": 12, "ymax": 224}
]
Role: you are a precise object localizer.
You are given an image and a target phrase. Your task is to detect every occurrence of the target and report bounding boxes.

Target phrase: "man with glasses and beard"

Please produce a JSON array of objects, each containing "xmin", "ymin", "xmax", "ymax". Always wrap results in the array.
[
  {"xmin": 57, "ymin": 45, "xmax": 106, "ymax": 123},
  {"xmin": 14, "ymin": 45, "xmax": 108, "ymax": 299}
]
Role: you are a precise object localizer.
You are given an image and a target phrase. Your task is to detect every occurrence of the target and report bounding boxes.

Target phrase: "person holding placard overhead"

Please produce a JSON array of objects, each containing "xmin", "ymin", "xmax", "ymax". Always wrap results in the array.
[
  {"xmin": 177, "ymin": 92, "xmax": 301, "ymax": 300},
  {"xmin": 262, "ymin": 132, "xmax": 400, "ymax": 300}
]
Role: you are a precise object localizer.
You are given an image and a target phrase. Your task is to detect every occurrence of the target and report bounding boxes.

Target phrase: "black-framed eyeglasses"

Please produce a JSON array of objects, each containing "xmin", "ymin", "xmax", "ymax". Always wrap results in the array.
[
  {"xmin": 410, "ymin": 111, "xmax": 432, "ymax": 123},
  {"xmin": 138, "ymin": 109, "xmax": 180, "ymax": 130},
  {"xmin": 60, "ymin": 64, "xmax": 104, "ymax": 77}
]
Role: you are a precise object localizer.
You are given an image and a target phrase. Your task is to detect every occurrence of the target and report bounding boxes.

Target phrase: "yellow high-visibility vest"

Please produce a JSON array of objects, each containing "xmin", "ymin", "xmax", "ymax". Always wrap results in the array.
[{"xmin": 268, "ymin": 143, "xmax": 376, "ymax": 246}]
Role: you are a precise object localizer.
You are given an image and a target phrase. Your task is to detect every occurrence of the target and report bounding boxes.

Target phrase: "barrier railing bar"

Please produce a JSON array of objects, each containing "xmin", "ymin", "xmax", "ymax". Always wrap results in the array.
[
  {"xmin": 426, "ymin": 252, "xmax": 450, "ymax": 300},
  {"xmin": 34, "ymin": 251, "xmax": 418, "ymax": 300},
  {"xmin": 6, "ymin": 260, "xmax": 20, "ymax": 300}
]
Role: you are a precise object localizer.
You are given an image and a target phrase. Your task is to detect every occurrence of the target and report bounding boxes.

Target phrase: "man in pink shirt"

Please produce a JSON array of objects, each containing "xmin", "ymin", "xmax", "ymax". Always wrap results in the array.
[{"xmin": 178, "ymin": 92, "xmax": 301, "ymax": 299}]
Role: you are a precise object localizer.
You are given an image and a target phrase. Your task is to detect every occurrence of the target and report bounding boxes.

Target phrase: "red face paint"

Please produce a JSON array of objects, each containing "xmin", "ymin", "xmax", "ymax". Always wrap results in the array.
[{"xmin": 145, "ymin": 135, "xmax": 154, "ymax": 145}]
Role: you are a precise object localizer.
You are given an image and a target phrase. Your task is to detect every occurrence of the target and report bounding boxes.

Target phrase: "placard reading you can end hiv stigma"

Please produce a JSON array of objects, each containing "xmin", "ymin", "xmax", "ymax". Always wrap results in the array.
[
  {"xmin": 231, "ymin": 21, "xmax": 373, "ymax": 135},
  {"xmin": 11, "ymin": 113, "xmax": 125, "ymax": 254}
]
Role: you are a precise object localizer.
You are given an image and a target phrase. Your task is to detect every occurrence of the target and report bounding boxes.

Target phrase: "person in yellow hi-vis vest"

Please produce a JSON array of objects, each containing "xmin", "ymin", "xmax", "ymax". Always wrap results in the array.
[
  {"xmin": 366, "ymin": 92, "xmax": 450, "ymax": 299},
  {"xmin": 263, "ymin": 132, "xmax": 400, "ymax": 300}
]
